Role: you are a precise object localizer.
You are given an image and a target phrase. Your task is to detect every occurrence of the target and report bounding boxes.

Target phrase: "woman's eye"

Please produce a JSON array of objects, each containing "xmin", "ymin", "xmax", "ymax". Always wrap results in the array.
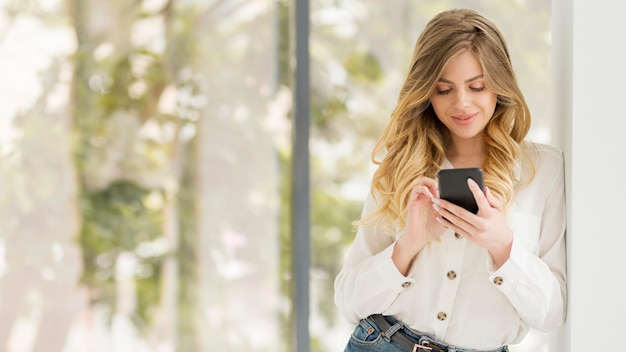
[
  {"xmin": 470, "ymin": 86, "xmax": 485, "ymax": 92},
  {"xmin": 437, "ymin": 89, "xmax": 452, "ymax": 95}
]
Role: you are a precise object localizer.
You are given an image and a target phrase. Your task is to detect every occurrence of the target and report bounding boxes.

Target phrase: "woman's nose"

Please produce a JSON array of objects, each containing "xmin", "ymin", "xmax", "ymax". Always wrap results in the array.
[{"xmin": 454, "ymin": 89, "xmax": 471, "ymax": 108}]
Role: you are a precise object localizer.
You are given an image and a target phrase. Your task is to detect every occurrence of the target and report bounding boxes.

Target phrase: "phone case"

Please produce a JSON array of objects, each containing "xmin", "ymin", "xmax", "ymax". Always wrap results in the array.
[{"xmin": 437, "ymin": 168, "xmax": 484, "ymax": 214}]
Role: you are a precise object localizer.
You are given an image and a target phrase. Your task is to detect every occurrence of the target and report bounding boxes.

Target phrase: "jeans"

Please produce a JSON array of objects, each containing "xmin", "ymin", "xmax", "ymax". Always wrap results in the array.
[{"xmin": 343, "ymin": 315, "xmax": 509, "ymax": 352}]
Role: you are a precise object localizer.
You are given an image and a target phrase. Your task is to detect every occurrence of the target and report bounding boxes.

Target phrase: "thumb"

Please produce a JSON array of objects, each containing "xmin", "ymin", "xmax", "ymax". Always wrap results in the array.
[{"xmin": 485, "ymin": 186, "xmax": 503, "ymax": 211}]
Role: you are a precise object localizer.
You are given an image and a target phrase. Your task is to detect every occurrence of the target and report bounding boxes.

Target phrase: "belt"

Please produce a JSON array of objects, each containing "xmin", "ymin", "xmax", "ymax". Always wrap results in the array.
[
  {"xmin": 370, "ymin": 314, "xmax": 444, "ymax": 351},
  {"xmin": 369, "ymin": 314, "xmax": 507, "ymax": 352}
]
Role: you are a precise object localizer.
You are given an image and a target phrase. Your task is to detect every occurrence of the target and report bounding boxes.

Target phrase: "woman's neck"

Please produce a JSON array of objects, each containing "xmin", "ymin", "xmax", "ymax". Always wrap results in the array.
[{"xmin": 446, "ymin": 136, "xmax": 487, "ymax": 169}]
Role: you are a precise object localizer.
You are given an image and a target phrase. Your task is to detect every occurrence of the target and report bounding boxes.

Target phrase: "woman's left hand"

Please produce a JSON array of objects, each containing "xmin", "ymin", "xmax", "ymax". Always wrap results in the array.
[{"xmin": 432, "ymin": 178, "xmax": 513, "ymax": 268}]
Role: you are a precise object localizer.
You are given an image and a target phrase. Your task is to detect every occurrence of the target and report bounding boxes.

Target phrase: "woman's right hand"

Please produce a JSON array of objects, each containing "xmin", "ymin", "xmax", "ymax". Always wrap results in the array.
[
  {"xmin": 405, "ymin": 176, "xmax": 447, "ymax": 244},
  {"xmin": 392, "ymin": 177, "xmax": 446, "ymax": 275}
]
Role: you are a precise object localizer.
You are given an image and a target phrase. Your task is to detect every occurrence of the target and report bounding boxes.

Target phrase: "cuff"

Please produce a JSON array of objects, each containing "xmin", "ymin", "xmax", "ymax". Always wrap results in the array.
[
  {"xmin": 487, "ymin": 234, "xmax": 530, "ymax": 291},
  {"xmin": 375, "ymin": 241, "xmax": 416, "ymax": 290}
]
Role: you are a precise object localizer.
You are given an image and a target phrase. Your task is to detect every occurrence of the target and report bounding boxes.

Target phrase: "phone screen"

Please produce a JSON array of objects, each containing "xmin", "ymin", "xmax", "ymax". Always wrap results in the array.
[{"xmin": 437, "ymin": 168, "xmax": 484, "ymax": 214}]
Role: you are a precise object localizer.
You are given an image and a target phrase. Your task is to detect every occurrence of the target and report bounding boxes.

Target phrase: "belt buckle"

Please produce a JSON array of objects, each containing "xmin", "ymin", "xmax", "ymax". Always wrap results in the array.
[{"xmin": 412, "ymin": 343, "xmax": 433, "ymax": 351}]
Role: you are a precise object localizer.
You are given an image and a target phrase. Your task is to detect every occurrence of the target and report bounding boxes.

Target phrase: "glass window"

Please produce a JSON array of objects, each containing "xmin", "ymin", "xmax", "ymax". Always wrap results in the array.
[{"xmin": 0, "ymin": 0, "xmax": 553, "ymax": 351}]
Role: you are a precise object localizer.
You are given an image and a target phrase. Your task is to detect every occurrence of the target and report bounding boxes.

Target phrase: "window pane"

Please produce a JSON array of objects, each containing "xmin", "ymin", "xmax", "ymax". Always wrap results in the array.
[
  {"xmin": 0, "ymin": 0, "xmax": 553, "ymax": 351},
  {"xmin": 0, "ymin": 0, "xmax": 287, "ymax": 350}
]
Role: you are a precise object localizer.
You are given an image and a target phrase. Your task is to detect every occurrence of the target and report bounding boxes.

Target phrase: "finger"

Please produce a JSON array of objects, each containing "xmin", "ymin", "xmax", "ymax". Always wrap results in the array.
[
  {"xmin": 433, "ymin": 197, "xmax": 465, "ymax": 219},
  {"xmin": 484, "ymin": 186, "xmax": 503, "ymax": 211},
  {"xmin": 422, "ymin": 177, "xmax": 439, "ymax": 198},
  {"xmin": 467, "ymin": 178, "xmax": 489, "ymax": 211},
  {"xmin": 419, "ymin": 177, "xmax": 439, "ymax": 199},
  {"xmin": 414, "ymin": 177, "xmax": 439, "ymax": 200},
  {"xmin": 435, "ymin": 213, "xmax": 471, "ymax": 237},
  {"xmin": 433, "ymin": 200, "xmax": 470, "ymax": 229},
  {"xmin": 420, "ymin": 176, "xmax": 438, "ymax": 188},
  {"xmin": 411, "ymin": 184, "xmax": 434, "ymax": 201}
]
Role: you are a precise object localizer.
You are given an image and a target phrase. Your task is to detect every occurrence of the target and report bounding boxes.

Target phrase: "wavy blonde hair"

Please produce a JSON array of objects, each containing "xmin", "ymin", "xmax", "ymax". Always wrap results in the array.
[{"xmin": 362, "ymin": 9, "xmax": 535, "ymax": 233}]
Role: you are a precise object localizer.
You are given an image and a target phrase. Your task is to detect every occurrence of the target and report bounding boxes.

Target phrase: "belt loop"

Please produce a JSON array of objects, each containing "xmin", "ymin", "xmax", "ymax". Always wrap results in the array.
[
  {"xmin": 387, "ymin": 322, "xmax": 404, "ymax": 337},
  {"xmin": 381, "ymin": 321, "xmax": 404, "ymax": 342},
  {"xmin": 359, "ymin": 319, "xmax": 376, "ymax": 336},
  {"xmin": 358, "ymin": 318, "xmax": 375, "ymax": 333}
]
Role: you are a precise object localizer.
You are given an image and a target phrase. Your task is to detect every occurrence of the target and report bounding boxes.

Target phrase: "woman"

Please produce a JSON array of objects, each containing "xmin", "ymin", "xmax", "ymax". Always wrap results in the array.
[{"xmin": 334, "ymin": 8, "xmax": 566, "ymax": 352}]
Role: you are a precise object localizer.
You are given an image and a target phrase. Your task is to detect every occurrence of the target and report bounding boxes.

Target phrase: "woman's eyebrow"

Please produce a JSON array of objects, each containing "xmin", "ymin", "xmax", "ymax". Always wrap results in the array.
[{"xmin": 438, "ymin": 74, "xmax": 484, "ymax": 84}]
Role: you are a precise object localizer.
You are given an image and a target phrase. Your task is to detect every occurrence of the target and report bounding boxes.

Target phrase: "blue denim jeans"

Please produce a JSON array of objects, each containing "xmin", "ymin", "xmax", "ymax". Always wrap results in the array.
[{"xmin": 343, "ymin": 315, "xmax": 509, "ymax": 352}]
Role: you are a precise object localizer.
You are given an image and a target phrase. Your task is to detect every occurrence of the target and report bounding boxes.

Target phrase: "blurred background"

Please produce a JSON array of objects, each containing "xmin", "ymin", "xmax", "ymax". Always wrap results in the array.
[{"xmin": 0, "ymin": 0, "xmax": 555, "ymax": 351}]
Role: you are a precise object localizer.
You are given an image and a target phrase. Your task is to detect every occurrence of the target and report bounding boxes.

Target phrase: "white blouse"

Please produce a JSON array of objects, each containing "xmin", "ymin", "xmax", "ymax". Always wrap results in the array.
[{"xmin": 334, "ymin": 142, "xmax": 567, "ymax": 350}]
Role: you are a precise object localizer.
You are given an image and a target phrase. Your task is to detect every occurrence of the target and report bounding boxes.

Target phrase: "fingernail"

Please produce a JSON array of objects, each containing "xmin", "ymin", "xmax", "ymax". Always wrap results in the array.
[
  {"xmin": 467, "ymin": 178, "xmax": 476, "ymax": 185},
  {"xmin": 432, "ymin": 203, "xmax": 440, "ymax": 211},
  {"xmin": 432, "ymin": 198, "xmax": 440, "ymax": 205}
]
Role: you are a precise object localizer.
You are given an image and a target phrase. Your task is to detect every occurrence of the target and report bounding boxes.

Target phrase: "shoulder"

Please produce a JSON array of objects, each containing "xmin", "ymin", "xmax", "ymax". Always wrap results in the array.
[
  {"xmin": 520, "ymin": 141, "xmax": 564, "ymax": 193},
  {"xmin": 523, "ymin": 140, "xmax": 564, "ymax": 169}
]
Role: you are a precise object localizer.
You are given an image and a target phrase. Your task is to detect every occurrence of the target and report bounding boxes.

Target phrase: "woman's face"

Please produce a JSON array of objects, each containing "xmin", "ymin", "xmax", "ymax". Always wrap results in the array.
[{"xmin": 429, "ymin": 49, "xmax": 497, "ymax": 143}]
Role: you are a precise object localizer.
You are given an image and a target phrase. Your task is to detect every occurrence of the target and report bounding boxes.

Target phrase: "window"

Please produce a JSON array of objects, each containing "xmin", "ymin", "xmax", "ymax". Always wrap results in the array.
[{"xmin": 0, "ymin": 1, "xmax": 552, "ymax": 351}]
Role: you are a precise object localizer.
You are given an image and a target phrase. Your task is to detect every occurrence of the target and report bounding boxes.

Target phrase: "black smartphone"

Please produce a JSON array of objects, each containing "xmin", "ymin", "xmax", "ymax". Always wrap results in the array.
[{"xmin": 437, "ymin": 168, "xmax": 484, "ymax": 214}]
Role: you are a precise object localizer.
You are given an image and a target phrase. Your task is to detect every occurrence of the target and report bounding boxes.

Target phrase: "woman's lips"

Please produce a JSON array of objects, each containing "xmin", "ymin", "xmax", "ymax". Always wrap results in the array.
[{"xmin": 451, "ymin": 113, "xmax": 477, "ymax": 125}]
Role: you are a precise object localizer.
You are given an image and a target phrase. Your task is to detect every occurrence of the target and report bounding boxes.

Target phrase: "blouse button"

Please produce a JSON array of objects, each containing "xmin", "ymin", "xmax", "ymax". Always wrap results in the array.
[
  {"xmin": 437, "ymin": 311, "xmax": 447, "ymax": 321},
  {"xmin": 446, "ymin": 271, "xmax": 457, "ymax": 280},
  {"xmin": 401, "ymin": 281, "xmax": 411, "ymax": 288},
  {"xmin": 454, "ymin": 232, "xmax": 463, "ymax": 239},
  {"xmin": 493, "ymin": 276, "xmax": 504, "ymax": 285}
]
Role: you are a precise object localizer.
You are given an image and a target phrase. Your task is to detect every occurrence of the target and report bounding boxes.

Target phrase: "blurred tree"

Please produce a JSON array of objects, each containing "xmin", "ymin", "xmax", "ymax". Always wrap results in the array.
[{"xmin": 69, "ymin": 0, "xmax": 205, "ymax": 348}]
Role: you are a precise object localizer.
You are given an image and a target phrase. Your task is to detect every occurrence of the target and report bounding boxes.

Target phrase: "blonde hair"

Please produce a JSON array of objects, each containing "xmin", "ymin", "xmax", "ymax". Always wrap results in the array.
[{"xmin": 362, "ymin": 8, "xmax": 535, "ymax": 233}]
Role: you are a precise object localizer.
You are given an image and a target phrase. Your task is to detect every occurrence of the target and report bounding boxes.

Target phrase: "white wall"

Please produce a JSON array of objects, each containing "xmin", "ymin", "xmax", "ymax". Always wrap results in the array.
[{"xmin": 552, "ymin": 1, "xmax": 626, "ymax": 351}]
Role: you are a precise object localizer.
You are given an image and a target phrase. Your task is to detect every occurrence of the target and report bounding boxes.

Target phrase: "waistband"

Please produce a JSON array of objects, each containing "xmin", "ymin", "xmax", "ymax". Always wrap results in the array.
[{"xmin": 367, "ymin": 314, "xmax": 508, "ymax": 352}]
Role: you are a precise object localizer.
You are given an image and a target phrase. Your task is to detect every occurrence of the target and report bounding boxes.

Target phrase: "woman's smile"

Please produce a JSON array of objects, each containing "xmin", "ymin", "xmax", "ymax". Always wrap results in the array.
[{"xmin": 451, "ymin": 112, "xmax": 478, "ymax": 124}]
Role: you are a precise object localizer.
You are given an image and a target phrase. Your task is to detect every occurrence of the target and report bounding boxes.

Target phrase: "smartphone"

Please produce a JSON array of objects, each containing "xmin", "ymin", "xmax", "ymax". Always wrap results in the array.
[{"xmin": 437, "ymin": 168, "xmax": 484, "ymax": 214}]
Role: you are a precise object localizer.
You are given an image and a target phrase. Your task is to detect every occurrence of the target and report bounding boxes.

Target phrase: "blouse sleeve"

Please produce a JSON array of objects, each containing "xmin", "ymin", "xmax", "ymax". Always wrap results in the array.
[
  {"xmin": 488, "ymin": 149, "xmax": 567, "ymax": 332},
  {"xmin": 333, "ymin": 192, "xmax": 417, "ymax": 324}
]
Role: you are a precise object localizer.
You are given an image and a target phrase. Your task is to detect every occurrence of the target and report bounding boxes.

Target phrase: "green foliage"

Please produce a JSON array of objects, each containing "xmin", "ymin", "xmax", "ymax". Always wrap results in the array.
[
  {"xmin": 311, "ymin": 190, "xmax": 361, "ymax": 327},
  {"xmin": 78, "ymin": 180, "xmax": 164, "ymax": 325},
  {"xmin": 277, "ymin": 148, "xmax": 295, "ymax": 352},
  {"xmin": 344, "ymin": 51, "xmax": 383, "ymax": 83},
  {"xmin": 175, "ymin": 136, "xmax": 200, "ymax": 351},
  {"xmin": 277, "ymin": 0, "xmax": 291, "ymax": 87},
  {"xmin": 311, "ymin": 92, "xmax": 348, "ymax": 139}
]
